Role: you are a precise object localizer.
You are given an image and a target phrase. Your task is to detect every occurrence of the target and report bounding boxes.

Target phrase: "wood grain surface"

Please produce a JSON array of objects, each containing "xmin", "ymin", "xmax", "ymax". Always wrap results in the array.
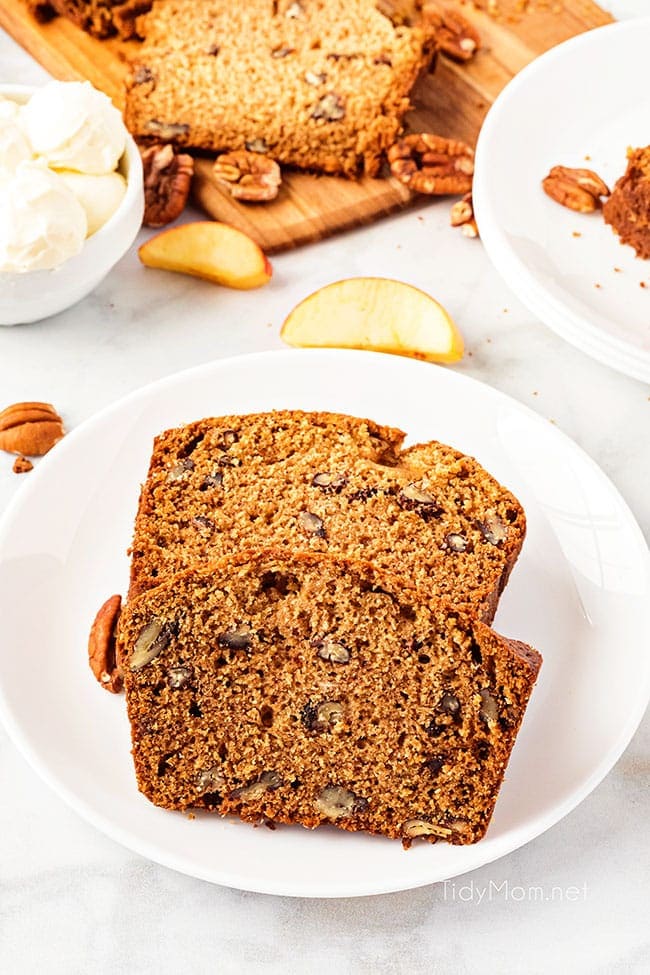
[{"xmin": 0, "ymin": 0, "xmax": 612, "ymax": 252}]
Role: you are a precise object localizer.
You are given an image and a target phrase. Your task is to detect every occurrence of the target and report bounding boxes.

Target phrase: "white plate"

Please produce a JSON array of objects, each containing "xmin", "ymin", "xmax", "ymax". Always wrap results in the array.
[
  {"xmin": 474, "ymin": 19, "xmax": 650, "ymax": 384},
  {"xmin": 0, "ymin": 350, "xmax": 648, "ymax": 897}
]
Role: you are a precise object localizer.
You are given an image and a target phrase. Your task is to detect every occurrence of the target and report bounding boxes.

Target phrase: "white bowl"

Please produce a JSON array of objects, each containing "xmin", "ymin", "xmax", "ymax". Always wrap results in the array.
[{"xmin": 0, "ymin": 84, "xmax": 144, "ymax": 326}]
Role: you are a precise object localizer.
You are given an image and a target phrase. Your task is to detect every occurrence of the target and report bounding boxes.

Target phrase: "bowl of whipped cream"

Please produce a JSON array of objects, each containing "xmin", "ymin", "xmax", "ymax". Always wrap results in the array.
[{"xmin": 0, "ymin": 80, "xmax": 144, "ymax": 325}]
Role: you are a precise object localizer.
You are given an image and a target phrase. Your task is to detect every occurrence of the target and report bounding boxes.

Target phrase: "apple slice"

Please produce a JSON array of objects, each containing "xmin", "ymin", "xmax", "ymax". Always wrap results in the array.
[
  {"xmin": 139, "ymin": 221, "xmax": 272, "ymax": 289},
  {"xmin": 280, "ymin": 277, "xmax": 463, "ymax": 363}
]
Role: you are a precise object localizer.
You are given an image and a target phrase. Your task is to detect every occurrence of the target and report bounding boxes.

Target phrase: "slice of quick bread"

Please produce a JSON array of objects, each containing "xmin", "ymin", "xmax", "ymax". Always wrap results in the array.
[
  {"xmin": 124, "ymin": 0, "xmax": 437, "ymax": 177},
  {"xmin": 127, "ymin": 410, "xmax": 526, "ymax": 622},
  {"xmin": 118, "ymin": 550, "xmax": 541, "ymax": 844}
]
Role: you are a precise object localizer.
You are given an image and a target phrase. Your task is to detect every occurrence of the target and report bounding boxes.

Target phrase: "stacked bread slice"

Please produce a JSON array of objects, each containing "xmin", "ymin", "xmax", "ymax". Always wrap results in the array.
[{"xmin": 117, "ymin": 410, "xmax": 540, "ymax": 845}]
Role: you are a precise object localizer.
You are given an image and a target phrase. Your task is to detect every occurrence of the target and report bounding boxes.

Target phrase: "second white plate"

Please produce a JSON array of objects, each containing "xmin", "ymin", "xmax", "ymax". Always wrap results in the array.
[
  {"xmin": 474, "ymin": 18, "xmax": 650, "ymax": 384},
  {"xmin": 0, "ymin": 350, "xmax": 648, "ymax": 896}
]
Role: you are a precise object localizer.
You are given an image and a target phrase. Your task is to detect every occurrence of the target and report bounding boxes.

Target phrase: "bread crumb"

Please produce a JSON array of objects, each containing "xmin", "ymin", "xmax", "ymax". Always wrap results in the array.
[
  {"xmin": 641, "ymin": 281, "xmax": 647, "ymax": 289},
  {"xmin": 584, "ymin": 154, "xmax": 591, "ymax": 161},
  {"xmin": 594, "ymin": 283, "xmax": 602, "ymax": 289},
  {"xmin": 572, "ymin": 231, "xmax": 581, "ymax": 238},
  {"xmin": 614, "ymin": 267, "xmax": 622, "ymax": 273}
]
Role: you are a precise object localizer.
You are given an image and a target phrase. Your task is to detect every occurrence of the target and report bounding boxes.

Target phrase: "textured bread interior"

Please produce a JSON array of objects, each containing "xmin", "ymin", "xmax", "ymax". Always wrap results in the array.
[
  {"xmin": 603, "ymin": 146, "xmax": 650, "ymax": 260},
  {"xmin": 119, "ymin": 550, "xmax": 541, "ymax": 844},
  {"xmin": 128, "ymin": 410, "xmax": 526, "ymax": 623},
  {"xmin": 124, "ymin": 0, "xmax": 436, "ymax": 176}
]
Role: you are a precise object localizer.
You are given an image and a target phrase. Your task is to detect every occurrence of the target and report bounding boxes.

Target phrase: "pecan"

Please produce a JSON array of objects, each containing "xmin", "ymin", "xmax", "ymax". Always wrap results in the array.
[
  {"xmin": 12, "ymin": 456, "xmax": 33, "ymax": 474},
  {"xmin": 425, "ymin": 4, "xmax": 481, "ymax": 62},
  {"xmin": 387, "ymin": 134, "xmax": 474, "ymax": 195},
  {"xmin": 542, "ymin": 165, "xmax": 610, "ymax": 213},
  {"xmin": 26, "ymin": 0, "xmax": 57, "ymax": 23},
  {"xmin": 311, "ymin": 93, "xmax": 346, "ymax": 122},
  {"xmin": 88, "ymin": 595, "xmax": 123, "ymax": 693},
  {"xmin": 245, "ymin": 138, "xmax": 269, "ymax": 154},
  {"xmin": 0, "ymin": 402, "xmax": 64, "ymax": 456},
  {"xmin": 142, "ymin": 120, "xmax": 190, "ymax": 141},
  {"xmin": 213, "ymin": 150, "xmax": 281, "ymax": 202},
  {"xmin": 271, "ymin": 46, "xmax": 295, "ymax": 58},
  {"xmin": 140, "ymin": 143, "xmax": 194, "ymax": 227},
  {"xmin": 285, "ymin": 1, "xmax": 303, "ymax": 17},
  {"xmin": 304, "ymin": 70, "xmax": 327, "ymax": 86},
  {"xmin": 450, "ymin": 192, "xmax": 478, "ymax": 237},
  {"xmin": 132, "ymin": 65, "xmax": 156, "ymax": 88}
]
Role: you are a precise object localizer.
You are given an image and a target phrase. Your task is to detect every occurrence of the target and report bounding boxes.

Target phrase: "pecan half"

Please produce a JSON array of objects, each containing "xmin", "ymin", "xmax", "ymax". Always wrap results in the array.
[
  {"xmin": 0, "ymin": 402, "xmax": 64, "ymax": 456},
  {"xmin": 213, "ymin": 150, "xmax": 281, "ymax": 202},
  {"xmin": 142, "ymin": 120, "xmax": 190, "ymax": 141},
  {"xmin": 425, "ymin": 3, "xmax": 481, "ymax": 61},
  {"xmin": 388, "ymin": 134, "xmax": 474, "ymax": 195},
  {"xmin": 542, "ymin": 165, "xmax": 610, "ymax": 213},
  {"xmin": 140, "ymin": 143, "xmax": 194, "ymax": 227},
  {"xmin": 88, "ymin": 595, "xmax": 123, "ymax": 693},
  {"xmin": 450, "ymin": 192, "xmax": 478, "ymax": 237}
]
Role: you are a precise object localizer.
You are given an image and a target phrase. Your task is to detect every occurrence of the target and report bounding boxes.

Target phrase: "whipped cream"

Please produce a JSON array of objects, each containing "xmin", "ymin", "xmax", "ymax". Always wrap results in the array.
[
  {"xmin": 22, "ymin": 81, "xmax": 126, "ymax": 175},
  {"xmin": 0, "ymin": 117, "xmax": 33, "ymax": 181},
  {"xmin": 58, "ymin": 170, "xmax": 127, "ymax": 236},
  {"xmin": 0, "ymin": 161, "xmax": 87, "ymax": 273},
  {"xmin": 0, "ymin": 95, "xmax": 21, "ymax": 121}
]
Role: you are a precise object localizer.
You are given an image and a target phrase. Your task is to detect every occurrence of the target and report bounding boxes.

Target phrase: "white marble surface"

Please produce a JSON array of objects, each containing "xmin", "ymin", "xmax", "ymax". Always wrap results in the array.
[{"xmin": 0, "ymin": 12, "xmax": 648, "ymax": 973}]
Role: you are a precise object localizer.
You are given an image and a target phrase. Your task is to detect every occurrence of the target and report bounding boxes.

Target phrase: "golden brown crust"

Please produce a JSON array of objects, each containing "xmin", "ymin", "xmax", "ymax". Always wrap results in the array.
[{"xmin": 118, "ymin": 549, "xmax": 541, "ymax": 844}]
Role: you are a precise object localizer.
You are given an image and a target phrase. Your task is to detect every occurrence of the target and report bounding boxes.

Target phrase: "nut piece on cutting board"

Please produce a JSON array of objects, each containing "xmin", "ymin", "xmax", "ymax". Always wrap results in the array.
[
  {"xmin": 280, "ymin": 278, "xmax": 463, "ymax": 363},
  {"xmin": 138, "ymin": 222, "xmax": 272, "ymax": 289},
  {"xmin": 213, "ymin": 150, "xmax": 281, "ymax": 202}
]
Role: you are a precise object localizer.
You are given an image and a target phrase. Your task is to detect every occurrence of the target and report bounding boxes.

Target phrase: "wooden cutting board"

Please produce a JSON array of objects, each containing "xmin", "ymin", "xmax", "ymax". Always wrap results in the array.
[{"xmin": 0, "ymin": 0, "xmax": 612, "ymax": 252}]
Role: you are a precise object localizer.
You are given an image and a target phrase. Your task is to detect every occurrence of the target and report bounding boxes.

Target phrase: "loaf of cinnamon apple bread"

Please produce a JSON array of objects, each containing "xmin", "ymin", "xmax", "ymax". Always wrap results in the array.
[
  {"xmin": 127, "ymin": 410, "xmax": 526, "ymax": 622},
  {"xmin": 118, "ymin": 550, "xmax": 541, "ymax": 844}
]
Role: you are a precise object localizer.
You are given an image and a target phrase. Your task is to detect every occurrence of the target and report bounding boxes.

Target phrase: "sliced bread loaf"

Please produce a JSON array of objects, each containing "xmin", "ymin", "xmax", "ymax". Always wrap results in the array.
[
  {"xmin": 118, "ymin": 549, "xmax": 541, "ymax": 844},
  {"xmin": 127, "ymin": 410, "xmax": 526, "ymax": 622},
  {"xmin": 124, "ymin": 0, "xmax": 437, "ymax": 177}
]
